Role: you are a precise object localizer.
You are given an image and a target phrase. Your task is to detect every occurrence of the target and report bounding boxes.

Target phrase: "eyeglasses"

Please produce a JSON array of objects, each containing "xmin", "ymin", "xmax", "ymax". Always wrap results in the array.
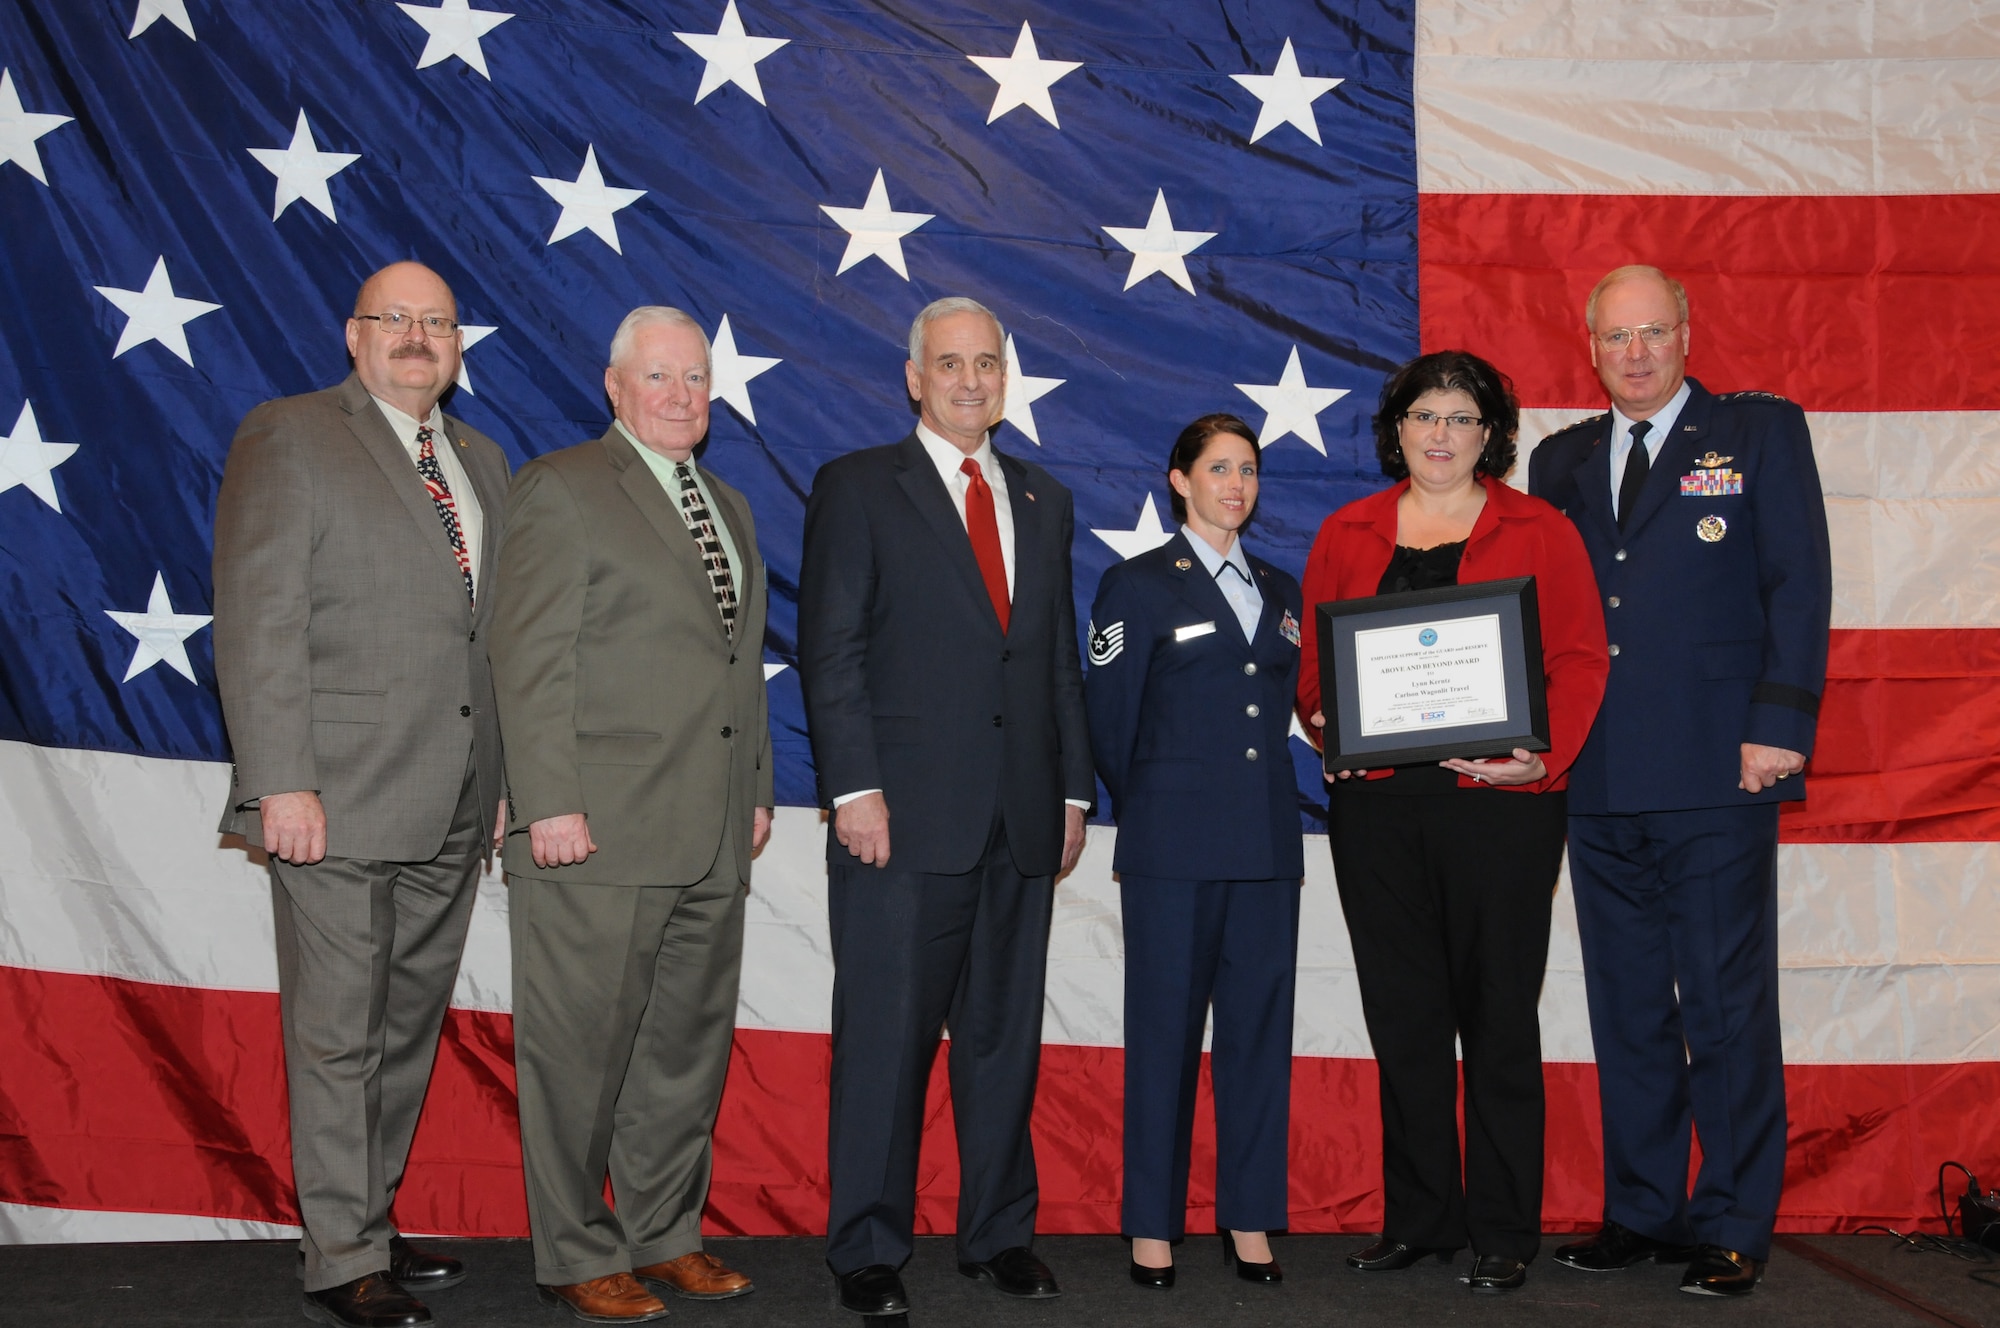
[
  {"xmin": 355, "ymin": 312, "xmax": 459, "ymax": 338},
  {"xmin": 1594, "ymin": 320, "xmax": 1682, "ymax": 351},
  {"xmin": 1400, "ymin": 410, "xmax": 1485, "ymax": 433}
]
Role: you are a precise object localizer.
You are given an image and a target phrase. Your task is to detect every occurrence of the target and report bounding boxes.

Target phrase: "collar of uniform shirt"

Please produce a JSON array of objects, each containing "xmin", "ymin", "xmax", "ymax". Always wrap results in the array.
[
  {"xmin": 1181, "ymin": 524, "xmax": 1263, "ymax": 642},
  {"xmin": 369, "ymin": 394, "xmax": 447, "ymax": 463},
  {"xmin": 1608, "ymin": 377, "xmax": 1693, "ymax": 478}
]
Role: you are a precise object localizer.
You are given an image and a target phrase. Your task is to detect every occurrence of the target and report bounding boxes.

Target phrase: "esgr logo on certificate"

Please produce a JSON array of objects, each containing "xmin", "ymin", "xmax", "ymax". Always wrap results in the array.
[{"xmin": 1354, "ymin": 614, "xmax": 1509, "ymax": 738}]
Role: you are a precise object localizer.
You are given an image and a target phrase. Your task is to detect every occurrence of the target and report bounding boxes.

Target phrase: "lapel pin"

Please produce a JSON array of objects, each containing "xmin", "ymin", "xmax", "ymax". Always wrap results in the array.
[
  {"xmin": 1697, "ymin": 515, "xmax": 1728, "ymax": 542},
  {"xmin": 1175, "ymin": 558, "xmax": 1192, "ymax": 570}
]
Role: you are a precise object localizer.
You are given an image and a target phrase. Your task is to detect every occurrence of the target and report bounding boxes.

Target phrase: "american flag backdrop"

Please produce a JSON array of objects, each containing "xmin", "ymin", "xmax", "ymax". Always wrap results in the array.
[{"xmin": 0, "ymin": 0, "xmax": 1994, "ymax": 1243}]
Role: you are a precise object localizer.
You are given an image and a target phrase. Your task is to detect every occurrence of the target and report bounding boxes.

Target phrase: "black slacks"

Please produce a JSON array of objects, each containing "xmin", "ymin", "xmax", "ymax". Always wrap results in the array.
[
  {"xmin": 823, "ymin": 821, "xmax": 1053, "ymax": 1274},
  {"xmin": 1328, "ymin": 783, "xmax": 1567, "ymax": 1261}
]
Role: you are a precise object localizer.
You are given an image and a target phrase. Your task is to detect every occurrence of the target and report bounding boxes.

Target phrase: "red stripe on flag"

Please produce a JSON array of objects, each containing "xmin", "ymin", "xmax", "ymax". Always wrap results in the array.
[
  {"xmin": 5, "ymin": 966, "xmax": 1996, "ymax": 1238},
  {"xmin": 1417, "ymin": 193, "xmax": 2000, "ymax": 411},
  {"xmin": 1787, "ymin": 628, "xmax": 2000, "ymax": 843}
]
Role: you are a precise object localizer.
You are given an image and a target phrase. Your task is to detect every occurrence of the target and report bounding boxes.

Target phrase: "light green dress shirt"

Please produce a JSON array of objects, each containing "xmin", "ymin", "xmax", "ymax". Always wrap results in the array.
[{"xmin": 616, "ymin": 421, "xmax": 743, "ymax": 582}]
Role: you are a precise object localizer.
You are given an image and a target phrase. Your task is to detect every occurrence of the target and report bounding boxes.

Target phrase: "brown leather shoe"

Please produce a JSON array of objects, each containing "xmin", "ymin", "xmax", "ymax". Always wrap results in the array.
[
  {"xmin": 535, "ymin": 1274, "xmax": 669, "ymax": 1323},
  {"xmin": 635, "ymin": 1249, "xmax": 755, "ymax": 1300}
]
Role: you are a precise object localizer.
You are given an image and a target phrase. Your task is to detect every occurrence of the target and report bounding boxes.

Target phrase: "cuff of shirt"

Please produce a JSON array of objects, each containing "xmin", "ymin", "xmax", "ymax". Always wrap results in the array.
[
  {"xmin": 831, "ymin": 788, "xmax": 881, "ymax": 809},
  {"xmin": 1064, "ymin": 799, "xmax": 1090, "ymax": 811}
]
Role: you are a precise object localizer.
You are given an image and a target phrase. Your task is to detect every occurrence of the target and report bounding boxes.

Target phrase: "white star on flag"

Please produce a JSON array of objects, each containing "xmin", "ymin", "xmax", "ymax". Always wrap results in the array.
[
  {"xmin": 967, "ymin": 23, "xmax": 1080, "ymax": 127},
  {"xmin": 0, "ymin": 401, "xmax": 79, "ymax": 513},
  {"xmin": 1290, "ymin": 713, "xmax": 1314, "ymax": 747},
  {"xmin": 1234, "ymin": 345, "xmax": 1349, "ymax": 455},
  {"xmin": 453, "ymin": 324, "xmax": 498, "ymax": 394},
  {"xmin": 1000, "ymin": 334, "xmax": 1063, "ymax": 445},
  {"xmin": 1093, "ymin": 493, "xmax": 1175, "ymax": 560},
  {"xmin": 0, "ymin": 68, "xmax": 73, "ymax": 185},
  {"xmin": 533, "ymin": 145, "xmax": 646, "ymax": 253},
  {"xmin": 94, "ymin": 257, "xmax": 222, "ymax": 365},
  {"xmin": 763, "ymin": 662, "xmax": 788, "ymax": 680},
  {"xmin": 128, "ymin": 0, "xmax": 195, "ymax": 40},
  {"xmin": 398, "ymin": 0, "xmax": 514, "ymax": 79},
  {"xmin": 709, "ymin": 315, "xmax": 781, "ymax": 424},
  {"xmin": 247, "ymin": 110, "xmax": 361, "ymax": 223},
  {"xmin": 674, "ymin": 1, "xmax": 789, "ymax": 105},
  {"xmin": 820, "ymin": 169, "xmax": 933, "ymax": 279},
  {"xmin": 1102, "ymin": 190, "xmax": 1216, "ymax": 295},
  {"xmin": 105, "ymin": 572, "xmax": 212, "ymax": 684},
  {"xmin": 1231, "ymin": 39, "xmax": 1343, "ymax": 145}
]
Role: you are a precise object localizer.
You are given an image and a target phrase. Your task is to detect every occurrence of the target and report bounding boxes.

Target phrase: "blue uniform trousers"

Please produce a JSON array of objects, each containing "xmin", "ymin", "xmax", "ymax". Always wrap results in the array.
[
  {"xmin": 1568, "ymin": 804, "xmax": 1785, "ymax": 1260},
  {"xmin": 1119, "ymin": 876, "xmax": 1299, "ymax": 1241}
]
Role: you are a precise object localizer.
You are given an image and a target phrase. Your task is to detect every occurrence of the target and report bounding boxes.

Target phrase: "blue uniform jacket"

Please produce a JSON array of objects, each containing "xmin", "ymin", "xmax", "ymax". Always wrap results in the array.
[
  {"xmin": 1085, "ymin": 531, "xmax": 1305, "ymax": 881},
  {"xmin": 1528, "ymin": 378, "xmax": 1832, "ymax": 814}
]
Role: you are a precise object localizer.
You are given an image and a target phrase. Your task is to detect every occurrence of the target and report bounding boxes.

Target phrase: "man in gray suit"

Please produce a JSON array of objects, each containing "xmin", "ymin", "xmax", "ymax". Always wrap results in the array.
[
  {"xmin": 213, "ymin": 261, "xmax": 509, "ymax": 1328},
  {"xmin": 489, "ymin": 306, "xmax": 772, "ymax": 1324}
]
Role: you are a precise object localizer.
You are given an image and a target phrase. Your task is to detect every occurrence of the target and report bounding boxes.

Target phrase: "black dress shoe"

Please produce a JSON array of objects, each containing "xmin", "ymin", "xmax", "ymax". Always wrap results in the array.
[
  {"xmin": 1220, "ymin": 1230, "xmax": 1282, "ymax": 1284},
  {"xmin": 1679, "ymin": 1245, "xmax": 1764, "ymax": 1296},
  {"xmin": 957, "ymin": 1246, "xmax": 1060, "ymax": 1298},
  {"xmin": 303, "ymin": 1274, "xmax": 433, "ymax": 1327},
  {"xmin": 1128, "ymin": 1260, "xmax": 1175, "ymax": 1288},
  {"xmin": 1465, "ymin": 1254, "xmax": 1527, "ymax": 1293},
  {"xmin": 1554, "ymin": 1220, "xmax": 1699, "ymax": 1272},
  {"xmin": 1346, "ymin": 1238, "xmax": 1457, "ymax": 1271},
  {"xmin": 834, "ymin": 1264, "xmax": 909, "ymax": 1316},
  {"xmin": 388, "ymin": 1236, "xmax": 466, "ymax": 1291}
]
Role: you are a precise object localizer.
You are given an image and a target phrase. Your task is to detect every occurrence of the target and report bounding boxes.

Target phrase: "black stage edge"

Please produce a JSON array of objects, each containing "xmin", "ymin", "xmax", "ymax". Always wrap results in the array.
[{"xmin": 2, "ymin": 1234, "xmax": 1995, "ymax": 1327}]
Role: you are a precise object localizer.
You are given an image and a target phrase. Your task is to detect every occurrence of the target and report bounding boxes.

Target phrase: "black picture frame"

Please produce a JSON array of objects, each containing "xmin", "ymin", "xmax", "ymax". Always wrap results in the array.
[{"xmin": 1315, "ymin": 575, "xmax": 1550, "ymax": 773}]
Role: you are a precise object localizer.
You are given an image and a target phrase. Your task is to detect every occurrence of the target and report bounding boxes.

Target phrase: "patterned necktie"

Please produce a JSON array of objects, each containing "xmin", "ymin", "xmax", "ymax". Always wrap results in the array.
[
  {"xmin": 1617, "ymin": 419, "xmax": 1653, "ymax": 532},
  {"xmin": 960, "ymin": 457, "xmax": 1010, "ymax": 633},
  {"xmin": 414, "ymin": 426, "xmax": 475, "ymax": 605},
  {"xmin": 674, "ymin": 462, "xmax": 738, "ymax": 639}
]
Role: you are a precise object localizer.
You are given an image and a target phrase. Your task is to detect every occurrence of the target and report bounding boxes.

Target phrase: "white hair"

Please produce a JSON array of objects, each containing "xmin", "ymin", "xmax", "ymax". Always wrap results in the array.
[
  {"xmin": 907, "ymin": 296, "xmax": 1004, "ymax": 364},
  {"xmin": 608, "ymin": 305, "xmax": 710, "ymax": 370},
  {"xmin": 1585, "ymin": 265, "xmax": 1689, "ymax": 328}
]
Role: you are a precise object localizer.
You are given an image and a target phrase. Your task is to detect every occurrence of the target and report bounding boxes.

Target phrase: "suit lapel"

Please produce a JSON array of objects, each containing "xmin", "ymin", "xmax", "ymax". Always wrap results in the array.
[
  {"xmin": 1567, "ymin": 415, "xmax": 1620, "ymax": 546},
  {"xmin": 1166, "ymin": 532, "xmax": 1253, "ymax": 651},
  {"xmin": 705, "ymin": 475, "xmax": 762, "ymax": 622},
  {"xmin": 893, "ymin": 433, "xmax": 1004, "ymax": 634},
  {"xmin": 601, "ymin": 430, "xmax": 727, "ymax": 639},
  {"xmin": 440, "ymin": 416, "xmax": 506, "ymax": 614},
  {"xmin": 997, "ymin": 448, "xmax": 1038, "ymax": 637},
  {"xmin": 1623, "ymin": 382, "xmax": 1711, "ymax": 539},
  {"xmin": 337, "ymin": 375, "xmax": 471, "ymax": 612}
]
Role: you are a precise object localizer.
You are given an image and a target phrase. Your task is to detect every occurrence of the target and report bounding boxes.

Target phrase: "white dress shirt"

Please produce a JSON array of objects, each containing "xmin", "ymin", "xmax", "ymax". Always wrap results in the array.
[
  {"xmin": 1607, "ymin": 379, "xmax": 1691, "ymax": 521},
  {"xmin": 371, "ymin": 395, "xmax": 484, "ymax": 595},
  {"xmin": 1182, "ymin": 526, "xmax": 1264, "ymax": 642},
  {"xmin": 915, "ymin": 423, "xmax": 1014, "ymax": 596}
]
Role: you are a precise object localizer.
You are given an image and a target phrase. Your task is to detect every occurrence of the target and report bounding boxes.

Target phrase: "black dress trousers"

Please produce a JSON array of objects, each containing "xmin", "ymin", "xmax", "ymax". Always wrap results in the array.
[{"xmin": 1328, "ymin": 778, "xmax": 1568, "ymax": 1261}]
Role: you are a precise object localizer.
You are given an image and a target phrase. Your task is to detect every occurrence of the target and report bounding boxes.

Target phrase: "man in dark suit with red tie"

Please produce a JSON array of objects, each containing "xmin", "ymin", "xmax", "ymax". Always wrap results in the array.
[{"xmin": 798, "ymin": 297, "xmax": 1094, "ymax": 1318}]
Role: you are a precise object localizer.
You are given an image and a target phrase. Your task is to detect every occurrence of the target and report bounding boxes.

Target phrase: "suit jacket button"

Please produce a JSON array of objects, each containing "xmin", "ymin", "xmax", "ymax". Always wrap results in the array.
[
  {"xmin": 1608, "ymin": 644, "xmax": 1621, "ymax": 657},
  {"xmin": 1607, "ymin": 596, "xmax": 1621, "ymax": 608},
  {"xmin": 459, "ymin": 705, "xmax": 472, "ymax": 717},
  {"xmin": 1243, "ymin": 662, "xmax": 1257, "ymax": 676},
  {"xmin": 1245, "ymin": 703, "xmax": 1260, "ymax": 717},
  {"xmin": 992, "ymin": 715, "xmax": 1004, "ymax": 727},
  {"xmin": 1245, "ymin": 748, "xmax": 1259, "ymax": 761},
  {"xmin": 468, "ymin": 629, "xmax": 477, "ymax": 642},
  {"xmin": 1614, "ymin": 549, "xmax": 1628, "ymax": 561},
  {"xmin": 721, "ymin": 725, "xmax": 733, "ymax": 738},
  {"xmin": 1001, "ymin": 650, "xmax": 1011, "ymax": 662}
]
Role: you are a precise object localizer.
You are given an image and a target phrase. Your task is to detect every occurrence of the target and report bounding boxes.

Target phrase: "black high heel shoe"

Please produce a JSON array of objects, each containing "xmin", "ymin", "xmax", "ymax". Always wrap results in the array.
[
  {"xmin": 1221, "ymin": 1230, "xmax": 1282, "ymax": 1284},
  {"xmin": 1128, "ymin": 1259, "xmax": 1175, "ymax": 1289}
]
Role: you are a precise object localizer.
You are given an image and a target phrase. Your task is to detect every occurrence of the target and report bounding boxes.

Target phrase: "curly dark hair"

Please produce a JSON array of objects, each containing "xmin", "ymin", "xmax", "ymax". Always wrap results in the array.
[
  {"xmin": 1166, "ymin": 412, "xmax": 1260, "ymax": 523},
  {"xmin": 1371, "ymin": 351, "xmax": 1520, "ymax": 481}
]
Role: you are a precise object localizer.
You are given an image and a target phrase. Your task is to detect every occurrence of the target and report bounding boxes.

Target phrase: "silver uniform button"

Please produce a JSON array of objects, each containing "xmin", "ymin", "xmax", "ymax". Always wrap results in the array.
[
  {"xmin": 1246, "ymin": 748, "xmax": 1259, "ymax": 761},
  {"xmin": 1614, "ymin": 549, "xmax": 1628, "ymax": 562},
  {"xmin": 1243, "ymin": 662, "xmax": 1257, "ymax": 675},
  {"xmin": 1608, "ymin": 644, "xmax": 1621, "ymax": 656},
  {"xmin": 1245, "ymin": 703, "xmax": 1260, "ymax": 717},
  {"xmin": 1607, "ymin": 595, "xmax": 1621, "ymax": 608}
]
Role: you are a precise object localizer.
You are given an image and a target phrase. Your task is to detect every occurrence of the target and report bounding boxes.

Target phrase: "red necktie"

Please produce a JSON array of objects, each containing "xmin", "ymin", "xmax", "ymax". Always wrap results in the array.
[{"xmin": 960, "ymin": 457, "xmax": 1010, "ymax": 633}]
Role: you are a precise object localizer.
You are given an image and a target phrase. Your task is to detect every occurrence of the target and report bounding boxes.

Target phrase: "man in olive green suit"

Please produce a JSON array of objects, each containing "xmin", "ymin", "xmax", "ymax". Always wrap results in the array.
[{"xmin": 489, "ymin": 306, "xmax": 772, "ymax": 1324}]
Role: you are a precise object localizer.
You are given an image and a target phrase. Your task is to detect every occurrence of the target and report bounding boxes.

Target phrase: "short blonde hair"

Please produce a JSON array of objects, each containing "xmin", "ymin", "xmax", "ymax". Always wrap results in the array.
[{"xmin": 1585, "ymin": 265, "xmax": 1689, "ymax": 328}]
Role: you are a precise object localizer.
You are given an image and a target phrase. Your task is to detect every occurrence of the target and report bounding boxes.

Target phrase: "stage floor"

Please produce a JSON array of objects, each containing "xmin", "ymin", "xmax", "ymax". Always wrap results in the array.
[{"xmin": 2, "ymin": 1233, "xmax": 1994, "ymax": 1327}]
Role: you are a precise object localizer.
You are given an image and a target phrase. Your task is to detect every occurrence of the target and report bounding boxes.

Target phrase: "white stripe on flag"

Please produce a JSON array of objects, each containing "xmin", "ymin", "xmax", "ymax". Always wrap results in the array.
[{"xmin": 5, "ymin": 741, "xmax": 1997, "ymax": 1064}]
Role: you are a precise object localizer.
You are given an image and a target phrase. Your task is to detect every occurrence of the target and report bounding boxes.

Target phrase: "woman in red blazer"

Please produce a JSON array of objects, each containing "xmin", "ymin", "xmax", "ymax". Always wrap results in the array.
[{"xmin": 1297, "ymin": 351, "xmax": 1608, "ymax": 1294}]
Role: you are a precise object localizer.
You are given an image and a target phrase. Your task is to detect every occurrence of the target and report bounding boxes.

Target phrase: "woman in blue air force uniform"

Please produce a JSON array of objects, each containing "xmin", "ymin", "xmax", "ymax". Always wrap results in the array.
[{"xmin": 1085, "ymin": 413, "xmax": 1305, "ymax": 1290}]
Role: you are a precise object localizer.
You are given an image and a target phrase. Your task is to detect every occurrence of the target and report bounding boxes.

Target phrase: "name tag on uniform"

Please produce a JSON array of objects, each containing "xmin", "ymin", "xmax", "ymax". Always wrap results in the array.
[{"xmin": 1175, "ymin": 621, "xmax": 1217, "ymax": 642}]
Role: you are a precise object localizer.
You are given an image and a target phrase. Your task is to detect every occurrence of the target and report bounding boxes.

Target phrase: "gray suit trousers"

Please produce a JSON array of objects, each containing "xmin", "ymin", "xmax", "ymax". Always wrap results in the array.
[
  {"xmin": 271, "ymin": 757, "xmax": 484, "ymax": 1292},
  {"xmin": 510, "ymin": 825, "xmax": 746, "ymax": 1285}
]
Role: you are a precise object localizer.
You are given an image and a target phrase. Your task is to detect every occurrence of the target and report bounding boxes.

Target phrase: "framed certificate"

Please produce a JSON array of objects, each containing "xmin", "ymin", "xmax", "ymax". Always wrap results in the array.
[{"xmin": 1315, "ymin": 576, "xmax": 1550, "ymax": 772}]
